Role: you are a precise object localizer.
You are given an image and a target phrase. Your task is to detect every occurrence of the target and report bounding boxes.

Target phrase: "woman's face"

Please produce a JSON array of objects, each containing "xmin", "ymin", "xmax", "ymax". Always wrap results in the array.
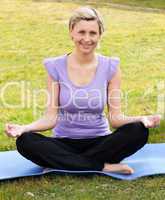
[{"xmin": 70, "ymin": 20, "xmax": 101, "ymax": 54}]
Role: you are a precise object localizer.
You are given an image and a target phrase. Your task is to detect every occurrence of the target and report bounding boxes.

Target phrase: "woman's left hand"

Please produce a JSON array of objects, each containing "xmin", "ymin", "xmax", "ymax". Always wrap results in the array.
[{"xmin": 141, "ymin": 114, "xmax": 162, "ymax": 128}]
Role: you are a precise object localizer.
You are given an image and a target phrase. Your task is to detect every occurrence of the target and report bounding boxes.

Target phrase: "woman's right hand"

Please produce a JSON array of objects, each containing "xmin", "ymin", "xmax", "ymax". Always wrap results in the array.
[{"xmin": 5, "ymin": 123, "xmax": 27, "ymax": 138}]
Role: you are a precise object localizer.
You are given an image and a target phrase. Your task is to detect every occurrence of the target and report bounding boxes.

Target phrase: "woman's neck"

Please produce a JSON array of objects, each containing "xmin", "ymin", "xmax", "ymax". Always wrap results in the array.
[{"xmin": 71, "ymin": 49, "xmax": 97, "ymax": 65}]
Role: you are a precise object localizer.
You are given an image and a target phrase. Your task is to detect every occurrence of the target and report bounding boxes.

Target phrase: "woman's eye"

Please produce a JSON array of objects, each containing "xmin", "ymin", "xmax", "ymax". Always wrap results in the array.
[
  {"xmin": 79, "ymin": 31, "xmax": 85, "ymax": 34},
  {"xmin": 90, "ymin": 32, "xmax": 97, "ymax": 35},
  {"xmin": 78, "ymin": 30, "xmax": 97, "ymax": 36}
]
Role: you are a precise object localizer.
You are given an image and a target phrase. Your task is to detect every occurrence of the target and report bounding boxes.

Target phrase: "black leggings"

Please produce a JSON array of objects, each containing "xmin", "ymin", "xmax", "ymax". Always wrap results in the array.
[{"xmin": 16, "ymin": 122, "xmax": 149, "ymax": 171}]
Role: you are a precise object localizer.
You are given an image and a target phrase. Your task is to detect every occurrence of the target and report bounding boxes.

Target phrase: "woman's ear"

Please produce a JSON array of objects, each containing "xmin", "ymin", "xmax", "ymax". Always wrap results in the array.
[
  {"xmin": 96, "ymin": 42, "xmax": 100, "ymax": 49},
  {"xmin": 69, "ymin": 29, "xmax": 74, "ymax": 40},
  {"xmin": 97, "ymin": 34, "xmax": 102, "ymax": 47}
]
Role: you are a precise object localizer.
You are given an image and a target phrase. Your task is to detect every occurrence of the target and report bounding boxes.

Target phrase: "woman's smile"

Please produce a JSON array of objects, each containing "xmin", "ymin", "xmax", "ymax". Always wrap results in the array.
[
  {"xmin": 70, "ymin": 19, "xmax": 101, "ymax": 54},
  {"xmin": 80, "ymin": 42, "xmax": 93, "ymax": 49}
]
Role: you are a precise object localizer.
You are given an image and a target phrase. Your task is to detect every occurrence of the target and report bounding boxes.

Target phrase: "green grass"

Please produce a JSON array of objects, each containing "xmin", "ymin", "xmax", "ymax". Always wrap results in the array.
[
  {"xmin": 0, "ymin": 0, "xmax": 165, "ymax": 199},
  {"xmin": 1, "ymin": 175, "xmax": 165, "ymax": 200},
  {"xmin": 88, "ymin": 0, "xmax": 165, "ymax": 9}
]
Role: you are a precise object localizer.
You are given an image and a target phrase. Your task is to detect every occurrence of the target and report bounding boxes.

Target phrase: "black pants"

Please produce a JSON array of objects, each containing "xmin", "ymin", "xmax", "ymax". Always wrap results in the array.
[{"xmin": 16, "ymin": 122, "xmax": 149, "ymax": 171}]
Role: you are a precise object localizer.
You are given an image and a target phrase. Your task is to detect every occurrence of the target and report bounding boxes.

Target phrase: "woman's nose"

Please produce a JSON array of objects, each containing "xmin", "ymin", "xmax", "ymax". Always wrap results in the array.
[{"xmin": 83, "ymin": 34, "xmax": 91, "ymax": 42}]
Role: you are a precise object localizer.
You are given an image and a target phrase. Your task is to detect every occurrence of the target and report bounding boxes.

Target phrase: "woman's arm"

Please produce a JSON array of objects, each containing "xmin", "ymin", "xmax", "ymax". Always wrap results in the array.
[
  {"xmin": 5, "ymin": 74, "xmax": 59, "ymax": 137},
  {"xmin": 24, "ymin": 74, "xmax": 59, "ymax": 132},
  {"xmin": 107, "ymin": 66, "xmax": 161, "ymax": 129}
]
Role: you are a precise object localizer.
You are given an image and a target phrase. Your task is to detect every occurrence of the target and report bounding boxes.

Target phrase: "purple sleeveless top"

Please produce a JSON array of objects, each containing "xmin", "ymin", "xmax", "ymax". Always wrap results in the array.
[{"xmin": 43, "ymin": 54, "xmax": 119, "ymax": 139}]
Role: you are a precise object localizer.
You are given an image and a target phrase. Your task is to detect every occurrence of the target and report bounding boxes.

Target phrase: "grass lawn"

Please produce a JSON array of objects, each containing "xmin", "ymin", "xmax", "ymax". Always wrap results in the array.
[
  {"xmin": 86, "ymin": 0, "xmax": 165, "ymax": 10},
  {"xmin": 0, "ymin": 0, "xmax": 165, "ymax": 199}
]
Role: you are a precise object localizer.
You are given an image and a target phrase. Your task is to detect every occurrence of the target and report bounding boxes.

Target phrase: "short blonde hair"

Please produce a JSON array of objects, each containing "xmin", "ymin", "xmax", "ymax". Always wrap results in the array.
[{"xmin": 69, "ymin": 7, "xmax": 104, "ymax": 35}]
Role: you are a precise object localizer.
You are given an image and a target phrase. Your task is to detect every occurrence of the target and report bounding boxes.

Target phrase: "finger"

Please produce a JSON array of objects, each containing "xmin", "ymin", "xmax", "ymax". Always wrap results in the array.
[
  {"xmin": 5, "ymin": 124, "xmax": 10, "ymax": 131},
  {"xmin": 4, "ymin": 126, "xmax": 8, "ymax": 133},
  {"xmin": 154, "ymin": 120, "xmax": 160, "ymax": 127},
  {"xmin": 6, "ymin": 132, "xmax": 14, "ymax": 138},
  {"xmin": 7, "ymin": 123, "xmax": 16, "ymax": 129},
  {"xmin": 8, "ymin": 124, "xmax": 14, "ymax": 129},
  {"xmin": 154, "ymin": 114, "xmax": 161, "ymax": 122},
  {"xmin": 15, "ymin": 133, "xmax": 22, "ymax": 138},
  {"xmin": 4, "ymin": 127, "xmax": 11, "ymax": 136},
  {"xmin": 143, "ymin": 122, "xmax": 151, "ymax": 128},
  {"xmin": 8, "ymin": 132, "xmax": 17, "ymax": 138},
  {"xmin": 143, "ymin": 118, "xmax": 152, "ymax": 127},
  {"xmin": 153, "ymin": 117, "xmax": 160, "ymax": 126},
  {"xmin": 6, "ymin": 124, "xmax": 12, "ymax": 131},
  {"xmin": 5, "ymin": 131, "xmax": 10, "ymax": 137},
  {"xmin": 156, "ymin": 114, "xmax": 162, "ymax": 119},
  {"xmin": 144, "ymin": 120, "xmax": 153, "ymax": 128},
  {"xmin": 15, "ymin": 132, "xmax": 21, "ymax": 138},
  {"xmin": 5, "ymin": 124, "xmax": 12, "ymax": 132},
  {"xmin": 6, "ymin": 129, "xmax": 17, "ymax": 137}
]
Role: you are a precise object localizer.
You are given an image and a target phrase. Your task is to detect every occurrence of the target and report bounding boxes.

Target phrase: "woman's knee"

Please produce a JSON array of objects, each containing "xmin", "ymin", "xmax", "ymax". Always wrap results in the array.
[
  {"xmin": 120, "ymin": 122, "xmax": 149, "ymax": 143},
  {"xmin": 16, "ymin": 132, "xmax": 35, "ymax": 154},
  {"xmin": 134, "ymin": 122, "xmax": 148, "ymax": 137},
  {"xmin": 127, "ymin": 122, "xmax": 149, "ymax": 142}
]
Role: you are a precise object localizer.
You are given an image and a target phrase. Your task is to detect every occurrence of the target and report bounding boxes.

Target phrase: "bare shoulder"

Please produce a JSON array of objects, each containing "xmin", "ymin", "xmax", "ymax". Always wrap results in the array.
[{"xmin": 43, "ymin": 54, "xmax": 66, "ymax": 66}]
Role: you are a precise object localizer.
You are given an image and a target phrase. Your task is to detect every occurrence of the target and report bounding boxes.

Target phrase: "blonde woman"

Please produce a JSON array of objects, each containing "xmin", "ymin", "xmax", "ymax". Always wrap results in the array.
[{"xmin": 5, "ymin": 7, "xmax": 161, "ymax": 174}]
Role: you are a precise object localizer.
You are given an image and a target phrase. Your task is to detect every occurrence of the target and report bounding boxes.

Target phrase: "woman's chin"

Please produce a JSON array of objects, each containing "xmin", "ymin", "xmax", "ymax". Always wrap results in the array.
[{"xmin": 79, "ymin": 48, "xmax": 94, "ymax": 55}]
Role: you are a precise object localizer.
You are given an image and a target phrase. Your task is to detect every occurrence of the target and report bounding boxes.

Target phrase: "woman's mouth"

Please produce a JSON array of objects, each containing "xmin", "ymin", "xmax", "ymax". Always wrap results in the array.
[{"xmin": 80, "ymin": 43, "xmax": 93, "ymax": 49}]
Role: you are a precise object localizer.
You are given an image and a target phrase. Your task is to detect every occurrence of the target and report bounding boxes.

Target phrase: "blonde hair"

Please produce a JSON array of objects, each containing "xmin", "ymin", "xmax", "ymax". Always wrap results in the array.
[{"xmin": 69, "ymin": 7, "xmax": 104, "ymax": 35}]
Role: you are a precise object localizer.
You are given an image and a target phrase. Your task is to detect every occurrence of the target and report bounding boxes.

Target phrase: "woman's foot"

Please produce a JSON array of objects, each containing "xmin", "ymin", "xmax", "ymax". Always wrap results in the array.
[{"xmin": 103, "ymin": 163, "xmax": 134, "ymax": 174}]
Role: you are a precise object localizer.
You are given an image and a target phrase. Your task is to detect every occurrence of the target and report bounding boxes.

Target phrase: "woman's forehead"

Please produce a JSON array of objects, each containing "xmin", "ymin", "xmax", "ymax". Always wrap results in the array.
[{"xmin": 73, "ymin": 20, "xmax": 99, "ymax": 30}]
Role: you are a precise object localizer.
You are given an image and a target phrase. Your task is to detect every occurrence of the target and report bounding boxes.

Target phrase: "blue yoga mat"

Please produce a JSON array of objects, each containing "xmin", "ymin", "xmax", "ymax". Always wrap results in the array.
[{"xmin": 0, "ymin": 143, "xmax": 165, "ymax": 181}]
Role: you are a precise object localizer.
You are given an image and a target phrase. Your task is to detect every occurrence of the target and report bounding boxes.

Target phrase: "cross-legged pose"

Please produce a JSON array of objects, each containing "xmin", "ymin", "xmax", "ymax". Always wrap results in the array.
[{"xmin": 5, "ymin": 7, "xmax": 161, "ymax": 174}]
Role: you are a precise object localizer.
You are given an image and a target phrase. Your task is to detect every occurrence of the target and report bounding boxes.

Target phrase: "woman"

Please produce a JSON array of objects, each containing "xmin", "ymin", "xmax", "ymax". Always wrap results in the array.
[{"xmin": 5, "ymin": 7, "xmax": 161, "ymax": 174}]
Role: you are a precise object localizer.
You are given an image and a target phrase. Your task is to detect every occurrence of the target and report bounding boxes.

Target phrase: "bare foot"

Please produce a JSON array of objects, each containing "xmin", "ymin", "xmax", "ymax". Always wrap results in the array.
[{"xmin": 103, "ymin": 163, "xmax": 134, "ymax": 174}]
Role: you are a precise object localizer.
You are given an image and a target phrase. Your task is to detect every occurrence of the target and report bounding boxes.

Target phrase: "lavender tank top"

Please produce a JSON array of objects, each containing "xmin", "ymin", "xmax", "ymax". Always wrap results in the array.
[{"xmin": 43, "ymin": 54, "xmax": 119, "ymax": 139}]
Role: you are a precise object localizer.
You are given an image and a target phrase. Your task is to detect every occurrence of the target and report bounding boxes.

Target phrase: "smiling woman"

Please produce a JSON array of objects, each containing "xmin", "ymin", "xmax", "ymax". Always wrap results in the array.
[
  {"xmin": 70, "ymin": 20, "xmax": 100, "ymax": 54},
  {"xmin": 5, "ymin": 7, "xmax": 161, "ymax": 175}
]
